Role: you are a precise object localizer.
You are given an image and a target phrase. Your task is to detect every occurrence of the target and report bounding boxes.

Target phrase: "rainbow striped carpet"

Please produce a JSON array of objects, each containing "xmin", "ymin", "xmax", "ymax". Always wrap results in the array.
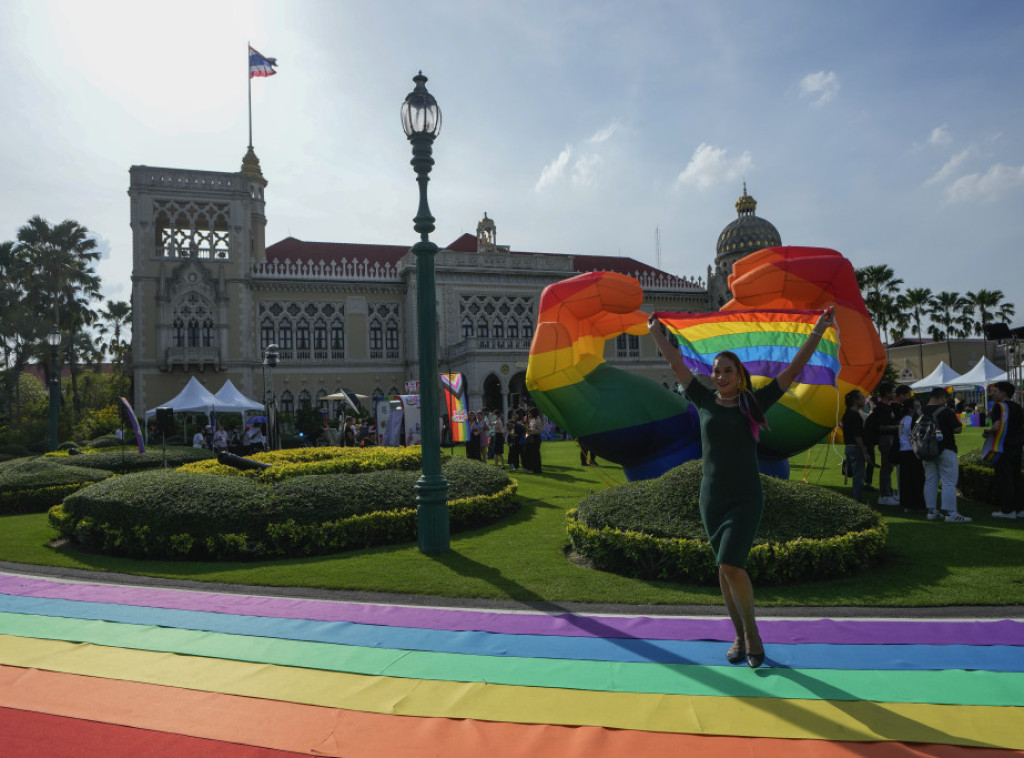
[{"xmin": 0, "ymin": 570, "xmax": 1021, "ymax": 757}]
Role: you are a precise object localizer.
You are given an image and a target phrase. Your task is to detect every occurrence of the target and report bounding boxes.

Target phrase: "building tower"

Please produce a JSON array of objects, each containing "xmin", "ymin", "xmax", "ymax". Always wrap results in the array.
[{"xmin": 706, "ymin": 184, "xmax": 782, "ymax": 308}]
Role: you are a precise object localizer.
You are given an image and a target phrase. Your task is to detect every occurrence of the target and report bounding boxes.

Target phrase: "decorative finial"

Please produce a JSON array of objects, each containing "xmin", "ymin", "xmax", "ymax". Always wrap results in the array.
[{"xmin": 735, "ymin": 184, "xmax": 757, "ymax": 216}]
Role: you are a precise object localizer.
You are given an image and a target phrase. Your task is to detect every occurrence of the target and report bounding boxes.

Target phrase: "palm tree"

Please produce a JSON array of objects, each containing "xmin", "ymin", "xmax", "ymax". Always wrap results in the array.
[
  {"xmin": 856, "ymin": 265, "xmax": 904, "ymax": 343},
  {"xmin": 966, "ymin": 289, "xmax": 1016, "ymax": 340},
  {"xmin": 17, "ymin": 216, "xmax": 101, "ymax": 329},
  {"xmin": 17, "ymin": 217, "xmax": 103, "ymax": 423},
  {"xmin": 927, "ymin": 291, "xmax": 973, "ymax": 365},
  {"xmin": 96, "ymin": 300, "xmax": 133, "ymax": 398},
  {"xmin": 897, "ymin": 287, "xmax": 932, "ymax": 378}
]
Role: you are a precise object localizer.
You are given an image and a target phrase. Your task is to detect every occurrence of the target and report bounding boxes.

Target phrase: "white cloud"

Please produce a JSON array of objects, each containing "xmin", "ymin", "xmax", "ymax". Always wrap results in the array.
[
  {"xmin": 571, "ymin": 153, "xmax": 603, "ymax": 186},
  {"xmin": 587, "ymin": 123, "xmax": 619, "ymax": 144},
  {"xmin": 799, "ymin": 70, "xmax": 840, "ymax": 107},
  {"xmin": 944, "ymin": 163, "xmax": 1024, "ymax": 203},
  {"xmin": 928, "ymin": 125, "xmax": 953, "ymax": 147},
  {"xmin": 534, "ymin": 146, "xmax": 573, "ymax": 192},
  {"xmin": 925, "ymin": 148, "xmax": 972, "ymax": 186},
  {"xmin": 675, "ymin": 143, "xmax": 753, "ymax": 190}
]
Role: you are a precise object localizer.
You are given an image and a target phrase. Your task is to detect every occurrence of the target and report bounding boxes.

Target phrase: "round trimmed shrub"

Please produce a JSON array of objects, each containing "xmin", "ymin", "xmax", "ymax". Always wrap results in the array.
[
  {"xmin": 49, "ymin": 453, "xmax": 518, "ymax": 560},
  {"xmin": 48, "ymin": 446, "xmax": 215, "ymax": 474},
  {"xmin": 568, "ymin": 460, "xmax": 886, "ymax": 585},
  {"xmin": 0, "ymin": 457, "xmax": 113, "ymax": 514}
]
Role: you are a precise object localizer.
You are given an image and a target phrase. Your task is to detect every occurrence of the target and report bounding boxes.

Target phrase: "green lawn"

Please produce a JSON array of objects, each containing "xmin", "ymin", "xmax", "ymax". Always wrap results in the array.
[{"xmin": 1, "ymin": 430, "xmax": 1022, "ymax": 607}]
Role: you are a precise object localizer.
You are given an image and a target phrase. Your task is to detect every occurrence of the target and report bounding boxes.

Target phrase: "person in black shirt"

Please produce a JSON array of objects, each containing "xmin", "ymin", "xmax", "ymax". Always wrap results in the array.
[
  {"xmin": 866, "ymin": 382, "xmax": 900, "ymax": 505},
  {"xmin": 987, "ymin": 381, "xmax": 1024, "ymax": 519},
  {"xmin": 842, "ymin": 390, "xmax": 868, "ymax": 502},
  {"xmin": 921, "ymin": 387, "xmax": 970, "ymax": 522}
]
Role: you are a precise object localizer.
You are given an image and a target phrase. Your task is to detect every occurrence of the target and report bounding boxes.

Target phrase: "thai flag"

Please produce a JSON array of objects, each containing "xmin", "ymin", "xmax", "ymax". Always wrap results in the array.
[{"xmin": 249, "ymin": 46, "xmax": 277, "ymax": 79}]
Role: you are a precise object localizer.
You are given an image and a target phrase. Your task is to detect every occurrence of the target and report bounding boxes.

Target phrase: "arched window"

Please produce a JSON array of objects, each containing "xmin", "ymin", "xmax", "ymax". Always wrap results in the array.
[
  {"xmin": 476, "ymin": 321, "xmax": 489, "ymax": 339},
  {"xmin": 462, "ymin": 319, "xmax": 473, "ymax": 340},
  {"xmin": 172, "ymin": 317, "xmax": 185, "ymax": 347},
  {"xmin": 298, "ymin": 389, "xmax": 312, "ymax": 408},
  {"xmin": 278, "ymin": 319, "xmax": 293, "ymax": 349},
  {"xmin": 385, "ymin": 321, "xmax": 399, "ymax": 357},
  {"xmin": 261, "ymin": 318, "xmax": 274, "ymax": 351},
  {"xmin": 296, "ymin": 319, "xmax": 310, "ymax": 356},
  {"xmin": 369, "ymin": 320, "xmax": 383, "ymax": 356},
  {"xmin": 330, "ymin": 319, "xmax": 345, "ymax": 357},
  {"xmin": 522, "ymin": 322, "xmax": 533, "ymax": 340},
  {"xmin": 493, "ymin": 321, "xmax": 504, "ymax": 340},
  {"xmin": 508, "ymin": 322, "xmax": 518, "ymax": 340},
  {"xmin": 279, "ymin": 390, "xmax": 294, "ymax": 414},
  {"xmin": 313, "ymin": 320, "xmax": 327, "ymax": 350}
]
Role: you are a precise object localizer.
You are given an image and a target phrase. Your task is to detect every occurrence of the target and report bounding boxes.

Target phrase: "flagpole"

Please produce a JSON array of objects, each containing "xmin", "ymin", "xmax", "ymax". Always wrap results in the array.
[{"xmin": 247, "ymin": 42, "xmax": 253, "ymax": 147}]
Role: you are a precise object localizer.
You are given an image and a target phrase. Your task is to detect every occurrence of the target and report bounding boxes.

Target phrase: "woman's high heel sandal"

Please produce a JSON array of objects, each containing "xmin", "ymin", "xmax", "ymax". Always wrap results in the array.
[{"xmin": 726, "ymin": 642, "xmax": 746, "ymax": 664}]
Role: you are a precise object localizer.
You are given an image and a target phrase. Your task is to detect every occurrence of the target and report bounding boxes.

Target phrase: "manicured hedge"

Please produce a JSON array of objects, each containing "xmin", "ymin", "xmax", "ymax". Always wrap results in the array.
[
  {"xmin": 958, "ymin": 450, "xmax": 997, "ymax": 504},
  {"xmin": 48, "ymin": 446, "xmax": 215, "ymax": 474},
  {"xmin": 49, "ymin": 455, "xmax": 518, "ymax": 560},
  {"xmin": 0, "ymin": 457, "xmax": 113, "ymax": 514},
  {"xmin": 179, "ymin": 446, "xmax": 423, "ymax": 480},
  {"xmin": 568, "ymin": 460, "xmax": 886, "ymax": 586}
]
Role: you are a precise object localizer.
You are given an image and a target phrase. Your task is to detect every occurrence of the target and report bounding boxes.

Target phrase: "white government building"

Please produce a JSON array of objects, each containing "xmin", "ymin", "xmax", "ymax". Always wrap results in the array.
[{"xmin": 129, "ymin": 148, "xmax": 780, "ymax": 423}]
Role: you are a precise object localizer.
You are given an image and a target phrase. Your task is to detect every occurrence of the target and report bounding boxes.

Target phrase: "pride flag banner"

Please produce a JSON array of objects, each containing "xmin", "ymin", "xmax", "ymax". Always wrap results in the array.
[
  {"xmin": 118, "ymin": 396, "xmax": 145, "ymax": 454},
  {"xmin": 654, "ymin": 309, "xmax": 839, "ymax": 388},
  {"xmin": 441, "ymin": 373, "xmax": 468, "ymax": 443}
]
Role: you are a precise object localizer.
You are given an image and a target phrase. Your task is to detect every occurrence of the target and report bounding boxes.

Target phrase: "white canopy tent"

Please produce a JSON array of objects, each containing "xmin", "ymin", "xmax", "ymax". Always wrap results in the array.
[
  {"xmin": 948, "ymin": 356, "xmax": 1006, "ymax": 411},
  {"xmin": 212, "ymin": 380, "xmax": 264, "ymax": 413},
  {"xmin": 988, "ymin": 360, "xmax": 1024, "ymax": 385},
  {"xmin": 909, "ymin": 361, "xmax": 961, "ymax": 390},
  {"xmin": 143, "ymin": 377, "xmax": 217, "ymax": 419},
  {"xmin": 949, "ymin": 356, "xmax": 1005, "ymax": 388}
]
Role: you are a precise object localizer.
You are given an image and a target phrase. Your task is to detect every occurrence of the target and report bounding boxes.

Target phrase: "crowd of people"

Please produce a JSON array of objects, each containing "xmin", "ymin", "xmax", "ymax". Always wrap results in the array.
[
  {"xmin": 463, "ymin": 407, "xmax": 548, "ymax": 474},
  {"xmin": 191, "ymin": 423, "xmax": 266, "ymax": 455},
  {"xmin": 841, "ymin": 380, "xmax": 1024, "ymax": 522}
]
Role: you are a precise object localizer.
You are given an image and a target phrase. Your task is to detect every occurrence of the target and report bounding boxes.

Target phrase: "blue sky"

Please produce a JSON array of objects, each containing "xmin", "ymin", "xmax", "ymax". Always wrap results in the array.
[{"xmin": 2, "ymin": 0, "xmax": 1023, "ymax": 329}]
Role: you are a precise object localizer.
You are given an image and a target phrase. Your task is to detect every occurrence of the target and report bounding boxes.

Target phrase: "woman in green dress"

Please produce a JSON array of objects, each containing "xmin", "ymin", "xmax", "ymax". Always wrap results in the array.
[{"xmin": 649, "ymin": 309, "xmax": 835, "ymax": 668}]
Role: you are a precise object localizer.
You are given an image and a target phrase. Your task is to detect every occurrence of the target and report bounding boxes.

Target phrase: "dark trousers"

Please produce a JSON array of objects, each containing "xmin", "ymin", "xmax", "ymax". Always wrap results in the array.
[
  {"xmin": 878, "ymin": 435, "xmax": 896, "ymax": 496},
  {"xmin": 508, "ymin": 440, "xmax": 520, "ymax": 469},
  {"xmin": 897, "ymin": 450, "xmax": 925, "ymax": 511},
  {"xmin": 524, "ymin": 436, "xmax": 542, "ymax": 473},
  {"xmin": 993, "ymin": 446, "xmax": 1023, "ymax": 514}
]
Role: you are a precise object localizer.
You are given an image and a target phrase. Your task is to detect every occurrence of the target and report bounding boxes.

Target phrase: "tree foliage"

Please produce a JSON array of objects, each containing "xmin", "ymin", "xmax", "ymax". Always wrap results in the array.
[{"xmin": 1, "ymin": 216, "xmax": 128, "ymax": 449}]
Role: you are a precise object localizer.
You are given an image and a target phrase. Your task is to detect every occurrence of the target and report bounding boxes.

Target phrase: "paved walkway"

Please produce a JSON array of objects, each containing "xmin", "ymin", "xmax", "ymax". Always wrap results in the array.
[{"xmin": 1, "ymin": 562, "xmax": 1022, "ymax": 756}]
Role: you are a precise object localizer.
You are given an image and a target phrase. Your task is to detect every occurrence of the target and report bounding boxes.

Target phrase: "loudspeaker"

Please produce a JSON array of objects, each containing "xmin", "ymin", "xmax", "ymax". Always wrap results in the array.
[{"xmin": 155, "ymin": 407, "xmax": 174, "ymax": 437}]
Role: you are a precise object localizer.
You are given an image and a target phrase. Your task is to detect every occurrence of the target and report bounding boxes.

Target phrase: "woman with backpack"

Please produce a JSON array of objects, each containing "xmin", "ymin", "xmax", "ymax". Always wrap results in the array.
[{"xmin": 897, "ymin": 397, "xmax": 926, "ymax": 513}]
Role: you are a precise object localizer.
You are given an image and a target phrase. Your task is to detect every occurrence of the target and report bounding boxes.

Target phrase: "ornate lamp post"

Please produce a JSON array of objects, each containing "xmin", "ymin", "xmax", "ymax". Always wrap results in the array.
[
  {"xmin": 46, "ymin": 325, "xmax": 62, "ymax": 451},
  {"xmin": 262, "ymin": 343, "xmax": 279, "ymax": 450},
  {"xmin": 401, "ymin": 71, "xmax": 449, "ymax": 553}
]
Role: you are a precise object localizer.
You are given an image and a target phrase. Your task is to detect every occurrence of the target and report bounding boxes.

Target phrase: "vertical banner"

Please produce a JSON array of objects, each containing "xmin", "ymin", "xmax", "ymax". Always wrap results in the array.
[
  {"xmin": 441, "ymin": 373, "xmax": 468, "ymax": 443},
  {"xmin": 118, "ymin": 397, "xmax": 145, "ymax": 454}
]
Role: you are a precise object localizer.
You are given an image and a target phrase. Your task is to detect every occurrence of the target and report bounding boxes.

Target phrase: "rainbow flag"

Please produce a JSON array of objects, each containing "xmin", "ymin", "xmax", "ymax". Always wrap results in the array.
[
  {"xmin": 441, "ymin": 373, "xmax": 468, "ymax": 443},
  {"xmin": 983, "ymin": 401, "xmax": 1009, "ymax": 463},
  {"xmin": 654, "ymin": 309, "xmax": 839, "ymax": 388},
  {"xmin": 654, "ymin": 309, "xmax": 841, "ymax": 459}
]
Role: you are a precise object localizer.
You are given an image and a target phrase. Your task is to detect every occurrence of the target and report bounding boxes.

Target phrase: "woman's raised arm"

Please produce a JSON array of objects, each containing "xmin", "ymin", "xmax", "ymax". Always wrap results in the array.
[
  {"xmin": 776, "ymin": 308, "xmax": 835, "ymax": 391},
  {"xmin": 649, "ymin": 314, "xmax": 694, "ymax": 387}
]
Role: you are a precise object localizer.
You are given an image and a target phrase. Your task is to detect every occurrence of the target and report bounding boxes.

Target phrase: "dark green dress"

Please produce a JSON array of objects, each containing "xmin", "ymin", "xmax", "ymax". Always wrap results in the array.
[{"xmin": 685, "ymin": 376, "xmax": 785, "ymax": 568}]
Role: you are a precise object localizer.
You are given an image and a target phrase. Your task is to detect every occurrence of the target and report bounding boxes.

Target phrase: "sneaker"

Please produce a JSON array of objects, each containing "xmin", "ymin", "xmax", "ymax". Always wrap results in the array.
[
  {"xmin": 944, "ymin": 513, "xmax": 972, "ymax": 523},
  {"xmin": 877, "ymin": 496, "xmax": 900, "ymax": 506},
  {"xmin": 992, "ymin": 511, "xmax": 1018, "ymax": 519},
  {"xmin": 927, "ymin": 510, "xmax": 944, "ymax": 521}
]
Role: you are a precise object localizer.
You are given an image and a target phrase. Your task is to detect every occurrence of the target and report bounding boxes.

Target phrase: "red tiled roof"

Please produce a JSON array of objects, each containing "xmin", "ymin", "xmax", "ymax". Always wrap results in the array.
[
  {"xmin": 266, "ymin": 235, "xmax": 689, "ymax": 282},
  {"xmin": 266, "ymin": 237, "xmax": 408, "ymax": 266}
]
